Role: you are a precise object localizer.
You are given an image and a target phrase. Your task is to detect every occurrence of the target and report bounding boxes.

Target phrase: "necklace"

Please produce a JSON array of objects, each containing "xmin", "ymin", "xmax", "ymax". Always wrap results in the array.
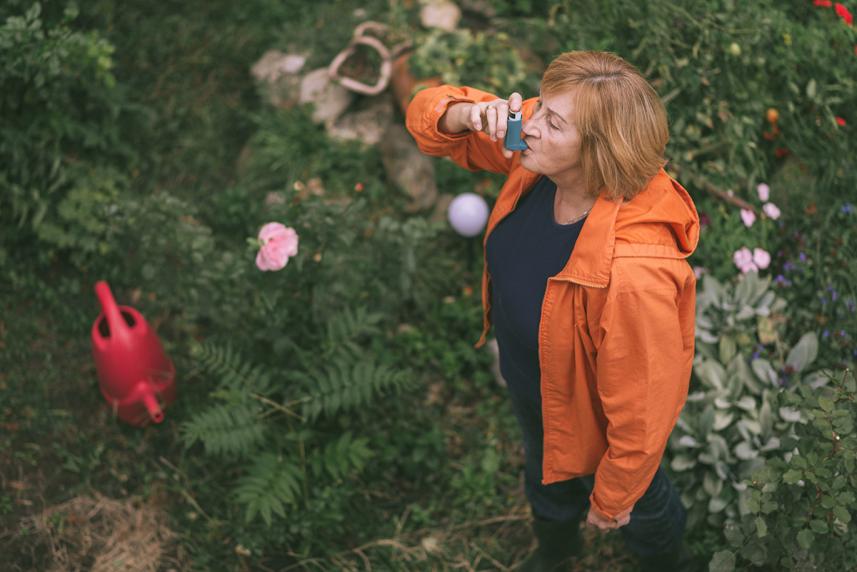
[
  {"xmin": 555, "ymin": 193, "xmax": 592, "ymax": 225},
  {"xmin": 561, "ymin": 209, "xmax": 590, "ymax": 225}
]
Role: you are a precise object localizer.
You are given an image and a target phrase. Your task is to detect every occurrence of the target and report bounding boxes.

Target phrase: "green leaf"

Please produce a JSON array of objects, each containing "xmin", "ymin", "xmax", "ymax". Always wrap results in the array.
[
  {"xmin": 810, "ymin": 519, "xmax": 828, "ymax": 534},
  {"xmin": 818, "ymin": 397, "xmax": 835, "ymax": 413},
  {"xmin": 783, "ymin": 469, "xmax": 802, "ymax": 484},
  {"xmin": 755, "ymin": 516, "xmax": 768, "ymax": 538},
  {"xmin": 806, "ymin": 79, "xmax": 817, "ymax": 99},
  {"xmin": 786, "ymin": 332, "xmax": 818, "ymax": 373},
  {"xmin": 719, "ymin": 335, "xmax": 737, "ymax": 364},
  {"xmin": 709, "ymin": 550, "xmax": 736, "ymax": 572},
  {"xmin": 671, "ymin": 455, "xmax": 697, "ymax": 472},
  {"xmin": 796, "ymin": 529, "xmax": 814, "ymax": 550},
  {"xmin": 833, "ymin": 506, "xmax": 851, "ymax": 523},
  {"xmin": 751, "ymin": 359, "xmax": 778, "ymax": 386}
]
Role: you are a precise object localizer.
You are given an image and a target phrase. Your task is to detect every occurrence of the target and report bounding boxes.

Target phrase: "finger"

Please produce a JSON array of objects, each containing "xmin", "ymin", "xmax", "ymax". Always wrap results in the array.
[
  {"xmin": 487, "ymin": 106, "xmax": 497, "ymax": 140},
  {"xmin": 502, "ymin": 148, "xmax": 512, "ymax": 159},
  {"xmin": 509, "ymin": 92, "xmax": 522, "ymax": 113},
  {"xmin": 471, "ymin": 104, "xmax": 482, "ymax": 132},
  {"xmin": 497, "ymin": 102, "xmax": 509, "ymax": 141}
]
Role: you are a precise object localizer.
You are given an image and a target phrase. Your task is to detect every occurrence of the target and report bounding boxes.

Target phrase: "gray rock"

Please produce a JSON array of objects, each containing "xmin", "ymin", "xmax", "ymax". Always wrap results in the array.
[
  {"xmin": 420, "ymin": 0, "xmax": 462, "ymax": 31},
  {"xmin": 379, "ymin": 122, "xmax": 439, "ymax": 213},
  {"xmin": 251, "ymin": 50, "xmax": 307, "ymax": 109},
  {"xmin": 299, "ymin": 67, "xmax": 355, "ymax": 124},
  {"xmin": 325, "ymin": 94, "xmax": 394, "ymax": 146}
]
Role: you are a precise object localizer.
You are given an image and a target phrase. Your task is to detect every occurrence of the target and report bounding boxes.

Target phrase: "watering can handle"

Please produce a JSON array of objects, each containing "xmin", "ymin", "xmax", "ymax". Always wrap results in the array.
[{"xmin": 95, "ymin": 281, "xmax": 128, "ymax": 339}]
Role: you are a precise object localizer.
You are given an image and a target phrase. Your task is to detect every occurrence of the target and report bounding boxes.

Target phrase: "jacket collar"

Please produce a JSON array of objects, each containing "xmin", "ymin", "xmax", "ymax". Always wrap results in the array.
[{"xmin": 485, "ymin": 166, "xmax": 699, "ymax": 289}]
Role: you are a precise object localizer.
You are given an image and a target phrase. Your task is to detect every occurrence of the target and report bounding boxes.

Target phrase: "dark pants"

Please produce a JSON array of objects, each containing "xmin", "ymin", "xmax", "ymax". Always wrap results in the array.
[{"xmin": 505, "ymin": 380, "xmax": 688, "ymax": 559}]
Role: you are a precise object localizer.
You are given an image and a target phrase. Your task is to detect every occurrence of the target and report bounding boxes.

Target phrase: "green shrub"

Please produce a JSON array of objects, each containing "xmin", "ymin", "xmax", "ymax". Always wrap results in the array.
[
  {"xmin": 768, "ymin": 197, "xmax": 857, "ymax": 371},
  {"xmin": 0, "ymin": 3, "xmax": 130, "ymax": 269},
  {"xmin": 669, "ymin": 271, "xmax": 834, "ymax": 530},
  {"xmin": 710, "ymin": 368, "xmax": 857, "ymax": 571}
]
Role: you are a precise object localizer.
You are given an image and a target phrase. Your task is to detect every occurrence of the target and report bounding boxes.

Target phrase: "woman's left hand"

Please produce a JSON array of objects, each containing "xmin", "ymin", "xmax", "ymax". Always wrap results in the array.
[{"xmin": 586, "ymin": 505, "xmax": 632, "ymax": 531}]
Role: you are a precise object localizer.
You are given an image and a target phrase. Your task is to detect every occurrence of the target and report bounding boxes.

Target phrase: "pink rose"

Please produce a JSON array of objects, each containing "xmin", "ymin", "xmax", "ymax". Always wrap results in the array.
[
  {"xmin": 762, "ymin": 202, "xmax": 781, "ymax": 220},
  {"xmin": 740, "ymin": 208, "xmax": 756, "ymax": 227},
  {"xmin": 256, "ymin": 222, "xmax": 299, "ymax": 271},
  {"xmin": 756, "ymin": 183, "xmax": 770, "ymax": 202},
  {"xmin": 752, "ymin": 248, "xmax": 771, "ymax": 269},
  {"xmin": 733, "ymin": 247, "xmax": 757, "ymax": 273}
]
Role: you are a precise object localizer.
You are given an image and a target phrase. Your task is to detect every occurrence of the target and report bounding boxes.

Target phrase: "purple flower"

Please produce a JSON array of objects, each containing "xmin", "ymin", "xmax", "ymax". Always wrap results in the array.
[
  {"xmin": 783, "ymin": 261, "xmax": 796, "ymax": 272},
  {"xmin": 825, "ymin": 285, "xmax": 839, "ymax": 301},
  {"xmin": 840, "ymin": 330, "xmax": 848, "ymax": 338},
  {"xmin": 823, "ymin": 329, "xmax": 830, "ymax": 339},
  {"xmin": 752, "ymin": 351, "xmax": 761, "ymax": 360},
  {"xmin": 774, "ymin": 274, "xmax": 791, "ymax": 287},
  {"xmin": 846, "ymin": 297, "xmax": 856, "ymax": 313},
  {"xmin": 799, "ymin": 252, "xmax": 807, "ymax": 262},
  {"xmin": 843, "ymin": 203, "xmax": 854, "ymax": 215}
]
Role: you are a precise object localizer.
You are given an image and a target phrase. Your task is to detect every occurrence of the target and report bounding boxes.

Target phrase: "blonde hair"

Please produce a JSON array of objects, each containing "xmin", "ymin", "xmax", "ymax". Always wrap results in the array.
[{"xmin": 541, "ymin": 51, "xmax": 669, "ymax": 202}]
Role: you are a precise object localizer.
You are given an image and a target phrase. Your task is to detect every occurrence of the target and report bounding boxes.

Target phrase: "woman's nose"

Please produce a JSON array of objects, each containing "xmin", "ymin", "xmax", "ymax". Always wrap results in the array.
[{"xmin": 521, "ymin": 122, "xmax": 536, "ymax": 139}]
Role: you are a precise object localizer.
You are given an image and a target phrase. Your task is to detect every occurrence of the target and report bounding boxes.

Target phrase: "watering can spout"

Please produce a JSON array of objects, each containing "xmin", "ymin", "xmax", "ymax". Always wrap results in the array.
[{"xmin": 140, "ymin": 387, "xmax": 164, "ymax": 424}]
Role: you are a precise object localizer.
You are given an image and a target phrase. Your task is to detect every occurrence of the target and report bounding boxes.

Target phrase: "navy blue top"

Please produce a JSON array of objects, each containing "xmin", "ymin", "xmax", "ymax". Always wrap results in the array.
[{"xmin": 486, "ymin": 175, "xmax": 588, "ymax": 406}]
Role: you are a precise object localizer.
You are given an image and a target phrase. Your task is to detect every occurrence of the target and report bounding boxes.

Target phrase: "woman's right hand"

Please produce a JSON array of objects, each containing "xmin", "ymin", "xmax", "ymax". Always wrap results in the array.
[{"xmin": 459, "ymin": 93, "xmax": 524, "ymax": 157}]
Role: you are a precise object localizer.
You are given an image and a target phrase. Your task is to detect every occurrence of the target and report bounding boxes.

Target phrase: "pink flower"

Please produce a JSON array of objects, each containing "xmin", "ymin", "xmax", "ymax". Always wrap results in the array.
[
  {"xmin": 740, "ymin": 208, "xmax": 756, "ymax": 227},
  {"xmin": 753, "ymin": 248, "xmax": 771, "ymax": 269},
  {"xmin": 693, "ymin": 266, "xmax": 706, "ymax": 279},
  {"xmin": 762, "ymin": 202, "xmax": 781, "ymax": 219},
  {"xmin": 836, "ymin": 116, "xmax": 846, "ymax": 126},
  {"xmin": 756, "ymin": 183, "xmax": 770, "ymax": 202},
  {"xmin": 733, "ymin": 247, "xmax": 758, "ymax": 273},
  {"xmin": 255, "ymin": 222, "xmax": 299, "ymax": 271}
]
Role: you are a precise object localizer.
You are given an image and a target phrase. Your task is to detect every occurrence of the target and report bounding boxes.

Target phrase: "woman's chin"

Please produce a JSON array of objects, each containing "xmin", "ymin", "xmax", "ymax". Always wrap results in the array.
[{"xmin": 520, "ymin": 149, "xmax": 537, "ymax": 165}]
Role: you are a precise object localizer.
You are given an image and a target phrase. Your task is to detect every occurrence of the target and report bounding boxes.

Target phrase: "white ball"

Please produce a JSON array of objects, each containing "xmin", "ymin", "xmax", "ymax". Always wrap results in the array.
[{"xmin": 447, "ymin": 193, "xmax": 489, "ymax": 237}]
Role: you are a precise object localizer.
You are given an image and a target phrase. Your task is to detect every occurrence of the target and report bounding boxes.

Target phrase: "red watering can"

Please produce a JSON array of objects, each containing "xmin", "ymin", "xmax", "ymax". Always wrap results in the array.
[{"xmin": 90, "ymin": 281, "xmax": 176, "ymax": 426}]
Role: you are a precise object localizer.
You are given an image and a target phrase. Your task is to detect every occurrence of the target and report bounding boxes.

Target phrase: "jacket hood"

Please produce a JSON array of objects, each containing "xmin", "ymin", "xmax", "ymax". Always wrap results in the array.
[
  {"xmin": 613, "ymin": 168, "xmax": 700, "ymax": 258},
  {"xmin": 555, "ymin": 167, "xmax": 699, "ymax": 287}
]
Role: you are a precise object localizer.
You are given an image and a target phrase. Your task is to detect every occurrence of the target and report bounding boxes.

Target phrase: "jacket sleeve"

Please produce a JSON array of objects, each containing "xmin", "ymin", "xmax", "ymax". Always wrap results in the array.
[
  {"xmin": 588, "ymin": 283, "xmax": 695, "ymax": 520},
  {"xmin": 404, "ymin": 84, "xmax": 515, "ymax": 175}
]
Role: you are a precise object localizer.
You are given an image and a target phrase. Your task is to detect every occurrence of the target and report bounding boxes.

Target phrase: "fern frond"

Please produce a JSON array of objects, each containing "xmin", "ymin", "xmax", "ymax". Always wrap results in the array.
[
  {"xmin": 190, "ymin": 340, "xmax": 274, "ymax": 395},
  {"xmin": 324, "ymin": 305, "xmax": 383, "ymax": 349},
  {"xmin": 180, "ymin": 402, "xmax": 266, "ymax": 457},
  {"xmin": 309, "ymin": 431, "xmax": 373, "ymax": 481},
  {"xmin": 233, "ymin": 453, "xmax": 302, "ymax": 526},
  {"xmin": 297, "ymin": 355, "xmax": 412, "ymax": 422}
]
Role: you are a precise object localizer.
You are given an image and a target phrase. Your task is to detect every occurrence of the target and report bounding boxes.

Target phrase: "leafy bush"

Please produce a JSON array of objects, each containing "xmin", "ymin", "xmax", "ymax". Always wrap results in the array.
[
  {"xmin": 710, "ymin": 368, "xmax": 857, "ymax": 571},
  {"xmin": 768, "ymin": 196, "xmax": 857, "ymax": 370},
  {"xmin": 408, "ymin": 28, "xmax": 535, "ymax": 96},
  {"xmin": 669, "ymin": 271, "xmax": 833, "ymax": 530},
  {"xmin": 0, "ymin": 3, "xmax": 130, "ymax": 269}
]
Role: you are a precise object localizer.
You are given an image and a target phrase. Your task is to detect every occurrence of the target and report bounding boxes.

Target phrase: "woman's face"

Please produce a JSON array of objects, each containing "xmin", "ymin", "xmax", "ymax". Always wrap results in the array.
[{"xmin": 520, "ymin": 88, "xmax": 582, "ymax": 177}]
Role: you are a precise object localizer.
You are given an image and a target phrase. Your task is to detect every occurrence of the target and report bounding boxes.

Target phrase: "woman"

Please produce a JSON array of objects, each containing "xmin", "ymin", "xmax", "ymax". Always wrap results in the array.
[{"xmin": 406, "ymin": 51, "xmax": 699, "ymax": 571}]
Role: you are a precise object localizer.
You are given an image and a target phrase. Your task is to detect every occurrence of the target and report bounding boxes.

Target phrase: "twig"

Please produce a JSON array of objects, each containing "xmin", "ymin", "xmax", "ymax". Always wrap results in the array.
[
  {"xmin": 251, "ymin": 392, "xmax": 305, "ymax": 421},
  {"xmin": 157, "ymin": 456, "xmax": 214, "ymax": 522},
  {"xmin": 471, "ymin": 541, "xmax": 509, "ymax": 571},
  {"xmin": 669, "ymin": 164, "xmax": 760, "ymax": 213}
]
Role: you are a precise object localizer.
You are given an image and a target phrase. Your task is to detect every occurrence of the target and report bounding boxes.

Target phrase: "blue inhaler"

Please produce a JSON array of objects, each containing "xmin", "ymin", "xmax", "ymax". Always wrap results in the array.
[{"xmin": 503, "ymin": 110, "xmax": 528, "ymax": 151}]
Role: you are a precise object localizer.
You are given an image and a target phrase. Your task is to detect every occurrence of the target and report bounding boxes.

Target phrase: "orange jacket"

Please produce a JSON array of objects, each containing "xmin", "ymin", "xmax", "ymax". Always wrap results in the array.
[{"xmin": 406, "ymin": 85, "xmax": 700, "ymax": 520}]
